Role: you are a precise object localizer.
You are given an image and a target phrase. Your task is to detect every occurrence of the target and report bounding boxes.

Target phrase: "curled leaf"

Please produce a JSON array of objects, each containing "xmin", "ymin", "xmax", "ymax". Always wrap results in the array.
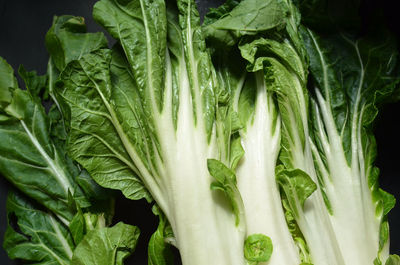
[{"xmin": 244, "ymin": 234, "xmax": 273, "ymax": 263}]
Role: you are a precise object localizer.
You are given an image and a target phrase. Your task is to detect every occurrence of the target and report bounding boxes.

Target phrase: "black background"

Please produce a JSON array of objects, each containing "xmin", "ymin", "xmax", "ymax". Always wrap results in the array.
[{"xmin": 0, "ymin": 0, "xmax": 399, "ymax": 264}]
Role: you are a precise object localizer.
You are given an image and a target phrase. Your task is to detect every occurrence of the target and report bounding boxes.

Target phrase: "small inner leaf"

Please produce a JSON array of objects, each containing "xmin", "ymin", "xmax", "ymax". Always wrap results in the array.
[
  {"xmin": 207, "ymin": 159, "xmax": 243, "ymax": 225},
  {"xmin": 244, "ymin": 234, "xmax": 273, "ymax": 263}
]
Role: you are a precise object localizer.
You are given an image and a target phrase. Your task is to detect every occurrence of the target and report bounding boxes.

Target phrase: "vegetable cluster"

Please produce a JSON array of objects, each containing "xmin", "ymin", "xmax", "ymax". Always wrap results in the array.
[{"xmin": 0, "ymin": 0, "xmax": 399, "ymax": 264}]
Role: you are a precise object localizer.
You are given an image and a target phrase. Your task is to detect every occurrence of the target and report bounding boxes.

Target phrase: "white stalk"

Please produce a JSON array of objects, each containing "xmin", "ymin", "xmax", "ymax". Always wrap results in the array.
[
  {"xmin": 236, "ymin": 72, "xmax": 300, "ymax": 265},
  {"xmin": 308, "ymin": 29, "xmax": 381, "ymax": 264},
  {"xmin": 314, "ymin": 90, "xmax": 380, "ymax": 265},
  {"xmin": 284, "ymin": 73, "xmax": 345, "ymax": 265},
  {"xmin": 152, "ymin": 52, "xmax": 246, "ymax": 265}
]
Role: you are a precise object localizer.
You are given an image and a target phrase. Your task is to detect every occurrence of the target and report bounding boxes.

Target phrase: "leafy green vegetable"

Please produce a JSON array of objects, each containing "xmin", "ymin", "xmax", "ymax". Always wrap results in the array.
[
  {"xmin": 70, "ymin": 222, "xmax": 139, "ymax": 265},
  {"xmin": 4, "ymin": 191, "xmax": 74, "ymax": 265},
  {"xmin": 203, "ymin": 0, "xmax": 288, "ymax": 46},
  {"xmin": 386, "ymin": 255, "xmax": 400, "ymax": 265},
  {"xmin": 0, "ymin": 16, "xmax": 138, "ymax": 265},
  {"xmin": 276, "ymin": 167, "xmax": 317, "ymax": 218},
  {"xmin": 57, "ymin": 0, "xmax": 247, "ymax": 264},
  {"xmin": 204, "ymin": 1, "xmax": 309, "ymax": 263},
  {"xmin": 148, "ymin": 206, "xmax": 174, "ymax": 265},
  {"xmin": 208, "ymin": 159, "xmax": 244, "ymax": 225},
  {"xmin": 1, "ymin": 0, "xmax": 399, "ymax": 264},
  {"xmin": 205, "ymin": 0, "xmax": 399, "ymax": 264},
  {"xmin": 302, "ymin": 27, "xmax": 400, "ymax": 264},
  {"xmin": 45, "ymin": 15, "xmax": 108, "ymax": 72},
  {"xmin": 0, "ymin": 57, "xmax": 88, "ymax": 224},
  {"xmin": 237, "ymin": 8, "xmax": 346, "ymax": 265},
  {"xmin": 18, "ymin": 65, "xmax": 48, "ymax": 100},
  {"xmin": 244, "ymin": 234, "xmax": 273, "ymax": 264}
]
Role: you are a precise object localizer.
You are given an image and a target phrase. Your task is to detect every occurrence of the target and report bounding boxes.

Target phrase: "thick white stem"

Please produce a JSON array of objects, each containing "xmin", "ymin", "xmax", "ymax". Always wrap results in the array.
[
  {"xmin": 285, "ymin": 77, "xmax": 344, "ymax": 265},
  {"xmin": 153, "ymin": 55, "xmax": 246, "ymax": 265},
  {"xmin": 237, "ymin": 73, "xmax": 300, "ymax": 265},
  {"xmin": 315, "ymin": 91, "xmax": 379, "ymax": 265}
]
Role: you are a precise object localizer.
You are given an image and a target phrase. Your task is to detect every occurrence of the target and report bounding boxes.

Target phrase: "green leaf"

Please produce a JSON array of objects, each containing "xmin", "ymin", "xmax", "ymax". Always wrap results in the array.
[
  {"xmin": 93, "ymin": 0, "xmax": 167, "ymax": 115},
  {"xmin": 208, "ymin": 158, "xmax": 237, "ymax": 183},
  {"xmin": 18, "ymin": 65, "xmax": 49, "ymax": 100},
  {"xmin": 175, "ymin": 0, "xmax": 217, "ymax": 140},
  {"xmin": 207, "ymin": 159, "xmax": 243, "ymax": 225},
  {"xmin": 211, "ymin": 48, "xmax": 247, "ymax": 166},
  {"xmin": 148, "ymin": 205, "xmax": 174, "ymax": 265},
  {"xmin": 71, "ymin": 222, "xmax": 139, "ymax": 265},
  {"xmin": 45, "ymin": 15, "xmax": 108, "ymax": 129},
  {"xmin": 203, "ymin": 0, "xmax": 288, "ymax": 47},
  {"xmin": 48, "ymin": 103, "xmax": 68, "ymax": 140},
  {"xmin": 57, "ymin": 48, "xmax": 151, "ymax": 202},
  {"xmin": 45, "ymin": 15, "xmax": 108, "ymax": 72},
  {"xmin": 68, "ymin": 210, "xmax": 108, "ymax": 251},
  {"xmin": 76, "ymin": 169, "xmax": 115, "ymax": 203},
  {"xmin": 378, "ymin": 189, "xmax": 396, "ymax": 216},
  {"xmin": 241, "ymin": 40, "xmax": 308, "ymax": 170},
  {"xmin": 206, "ymin": 4, "xmax": 305, "ymax": 264},
  {"xmin": 45, "ymin": 15, "xmax": 108, "ymax": 130},
  {"xmin": 302, "ymin": 27, "xmax": 400, "ymax": 262},
  {"xmin": 276, "ymin": 166, "xmax": 317, "ymax": 218},
  {"xmin": 240, "ymin": 37, "xmax": 306, "ymax": 83},
  {"xmin": 0, "ymin": 57, "xmax": 16, "ymax": 111},
  {"xmin": 3, "ymin": 191, "xmax": 74, "ymax": 265},
  {"xmin": 0, "ymin": 57, "xmax": 17, "ymax": 92},
  {"xmin": 379, "ymin": 220, "xmax": 389, "ymax": 253},
  {"xmin": 234, "ymin": 3, "xmax": 349, "ymax": 263},
  {"xmin": 303, "ymin": 28, "xmax": 400, "ymax": 164},
  {"xmin": 69, "ymin": 209, "xmax": 86, "ymax": 245},
  {"xmin": 386, "ymin": 255, "xmax": 400, "ymax": 265},
  {"xmin": 229, "ymin": 135, "xmax": 244, "ymax": 170},
  {"xmin": 0, "ymin": 71, "xmax": 88, "ymax": 222},
  {"xmin": 203, "ymin": 0, "xmax": 240, "ymax": 26},
  {"xmin": 280, "ymin": 197, "xmax": 312, "ymax": 263},
  {"xmin": 244, "ymin": 234, "xmax": 273, "ymax": 263},
  {"xmin": 60, "ymin": 1, "xmax": 247, "ymax": 263}
]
